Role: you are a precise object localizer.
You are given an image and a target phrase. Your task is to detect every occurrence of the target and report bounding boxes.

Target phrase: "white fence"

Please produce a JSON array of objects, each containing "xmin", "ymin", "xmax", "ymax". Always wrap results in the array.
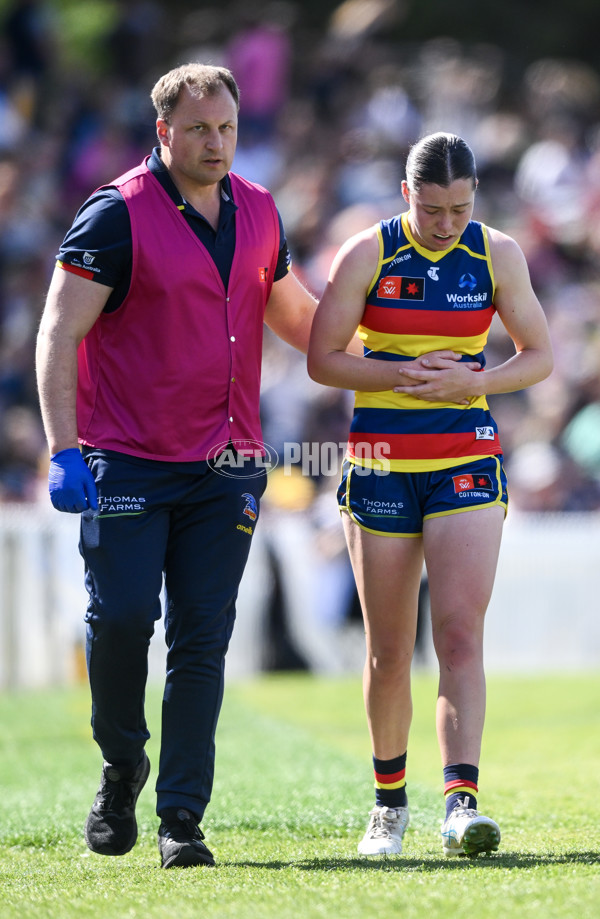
[{"xmin": 1, "ymin": 505, "xmax": 599, "ymax": 690}]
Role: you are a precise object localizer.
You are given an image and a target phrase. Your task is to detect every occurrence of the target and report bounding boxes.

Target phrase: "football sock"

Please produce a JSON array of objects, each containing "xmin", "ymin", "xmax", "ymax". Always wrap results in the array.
[
  {"xmin": 373, "ymin": 752, "xmax": 408, "ymax": 809},
  {"xmin": 443, "ymin": 763, "xmax": 479, "ymax": 817}
]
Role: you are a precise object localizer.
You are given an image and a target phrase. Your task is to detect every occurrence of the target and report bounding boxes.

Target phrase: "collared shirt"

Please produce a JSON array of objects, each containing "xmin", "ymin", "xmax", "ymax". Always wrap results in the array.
[{"xmin": 57, "ymin": 146, "xmax": 291, "ymax": 311}]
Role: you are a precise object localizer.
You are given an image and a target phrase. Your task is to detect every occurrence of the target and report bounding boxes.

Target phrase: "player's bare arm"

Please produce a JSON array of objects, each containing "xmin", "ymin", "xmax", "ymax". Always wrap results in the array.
[
  {"xmin": 308, "ymin": 229, "xmax": 471, "ymax": 391},
  {"xmin": 482, "ymin": 228, "xmax": 553, "ymax": 391},
  {"xmin": 36, "ymin": 268, "xmax": 113, "ymax": 455}
]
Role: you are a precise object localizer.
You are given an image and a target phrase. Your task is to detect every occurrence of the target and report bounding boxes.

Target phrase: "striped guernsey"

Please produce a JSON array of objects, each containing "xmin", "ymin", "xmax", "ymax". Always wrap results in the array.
[{"xmin": 348, "ymin": 211, "xmax": 503, "ymax": 472}]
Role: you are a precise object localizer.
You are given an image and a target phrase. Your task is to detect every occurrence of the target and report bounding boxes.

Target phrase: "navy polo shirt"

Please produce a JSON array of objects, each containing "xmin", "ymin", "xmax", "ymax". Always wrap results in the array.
[{"xmin": 57, "ymin": 146, "xmax": 291, "ymax": 313}]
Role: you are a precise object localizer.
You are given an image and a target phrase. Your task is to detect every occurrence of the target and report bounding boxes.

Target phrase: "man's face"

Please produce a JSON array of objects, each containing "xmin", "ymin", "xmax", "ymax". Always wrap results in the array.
[
  {"xmin": 157, "ymin": 83, "xmax": 238, "ymax": 189},
  {"xmin": 402, "ymin": 178, "xmax": 476, "ymax": 251}
]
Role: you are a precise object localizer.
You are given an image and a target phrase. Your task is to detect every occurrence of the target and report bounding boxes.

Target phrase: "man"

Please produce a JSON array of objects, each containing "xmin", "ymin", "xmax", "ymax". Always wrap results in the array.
[{"xmin": 35, "ymin": 63, "xmax": 320, "ymax": 869}]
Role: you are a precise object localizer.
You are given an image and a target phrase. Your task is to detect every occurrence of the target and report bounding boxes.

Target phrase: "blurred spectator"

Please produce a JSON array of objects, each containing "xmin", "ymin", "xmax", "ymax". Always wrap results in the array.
[
  {"xmin": 0, "ymin": 403, "xmax": 46, "ymax": 501},
  {"xmin": 562, "ymin": 403, "xmax": 600, "ymax": 484},
  {"xmin": 226, "ymin": 2, "xmax": 294, "ymax": 142},
  {"xmin": 2, "ymin": 0, "xmax": 55, "ymax": 126},
  {"xmin": 103, "ymin": 0, "xmax": 167, "ymax": 85},
  {"xmin": 508, "ymin": 441, "xmax": 600, "ymax": 513},
  {"xmin": 224, "ymin": 3, "xmax": 295, "ymax": 188}
]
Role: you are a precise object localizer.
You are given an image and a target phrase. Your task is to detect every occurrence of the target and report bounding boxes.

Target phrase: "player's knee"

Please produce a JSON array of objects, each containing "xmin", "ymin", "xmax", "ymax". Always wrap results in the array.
[
  {"xmin": 368, "ymin": 646, "xmax": 412, "ymax": 683},
  {"xmin": 433, "ymin": 617, "xmax": 482, "ymax": 670}
]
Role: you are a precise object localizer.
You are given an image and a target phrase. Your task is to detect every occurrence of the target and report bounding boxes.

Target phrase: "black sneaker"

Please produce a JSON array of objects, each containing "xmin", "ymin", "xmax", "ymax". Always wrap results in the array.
[
  {"xmin": 158, "ymin": 808, "xmax": 215, "ymax": 868},
  {"xmin": 84, "ymin": 752, "xmax": 150, "ymax": 856}
]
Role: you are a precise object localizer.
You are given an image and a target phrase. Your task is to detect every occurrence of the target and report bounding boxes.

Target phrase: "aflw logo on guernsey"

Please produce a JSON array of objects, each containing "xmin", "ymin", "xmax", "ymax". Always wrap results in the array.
[{"xmin": 377, "ymin": 276, "xmax": 424, "ymax": 300}]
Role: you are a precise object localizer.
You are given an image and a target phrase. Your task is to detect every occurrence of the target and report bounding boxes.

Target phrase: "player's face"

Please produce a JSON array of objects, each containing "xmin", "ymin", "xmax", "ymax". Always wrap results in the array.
[
  {"xmin": 157, "ymin": 83, "xmax": 238, "ymax": 190},
  {"xmin": 402, "ymin": 178, "xmax": 476, "ymax": 251}
]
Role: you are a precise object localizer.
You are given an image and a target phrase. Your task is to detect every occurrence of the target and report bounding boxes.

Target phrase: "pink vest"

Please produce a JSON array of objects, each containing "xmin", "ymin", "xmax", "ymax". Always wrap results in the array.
[{"xmin": 76, "ymin": 161, "xmax": 279, "ymax": 461}]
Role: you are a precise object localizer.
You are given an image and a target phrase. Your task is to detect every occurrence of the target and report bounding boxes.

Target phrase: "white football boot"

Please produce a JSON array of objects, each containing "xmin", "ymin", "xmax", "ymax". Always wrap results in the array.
[
  {"xmin": 441, "ymin": 802, "xmax": 501, "ymax": 856},
  {"xmin": 358, "ymin": 805, "xmax": 409, "ymax": 856}
]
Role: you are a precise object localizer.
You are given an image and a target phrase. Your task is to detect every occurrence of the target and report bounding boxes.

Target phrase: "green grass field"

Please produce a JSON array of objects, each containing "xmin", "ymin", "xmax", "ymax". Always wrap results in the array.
[{"xmin": 1, "ymin": 671, "xmax": 599, "ymax": 919}]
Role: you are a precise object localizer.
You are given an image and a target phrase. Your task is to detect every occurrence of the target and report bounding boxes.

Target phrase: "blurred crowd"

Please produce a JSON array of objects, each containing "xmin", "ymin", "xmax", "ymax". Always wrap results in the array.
[{"xmin": 2, "ymin": 0, "xmax": 600, "ymax": 523}]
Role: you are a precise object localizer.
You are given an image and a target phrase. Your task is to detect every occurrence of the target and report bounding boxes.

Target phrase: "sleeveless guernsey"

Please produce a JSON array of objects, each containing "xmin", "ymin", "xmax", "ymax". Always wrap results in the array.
[{"xmin": 348, "ymin": 212, "xmax": 503, "ymax": 472}]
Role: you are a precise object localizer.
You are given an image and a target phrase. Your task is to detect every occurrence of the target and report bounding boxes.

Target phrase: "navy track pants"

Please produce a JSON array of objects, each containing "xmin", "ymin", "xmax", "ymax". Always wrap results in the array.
[{"xmin": 79, "ymin": 450, "xmax": 267, "ymax": 820}]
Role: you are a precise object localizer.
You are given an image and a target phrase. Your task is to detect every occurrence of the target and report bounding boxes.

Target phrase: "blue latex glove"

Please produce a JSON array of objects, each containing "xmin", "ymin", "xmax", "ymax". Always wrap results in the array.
[{"xmin": 48, "ymin": 448, "xmax": 98, "ymax": 513}]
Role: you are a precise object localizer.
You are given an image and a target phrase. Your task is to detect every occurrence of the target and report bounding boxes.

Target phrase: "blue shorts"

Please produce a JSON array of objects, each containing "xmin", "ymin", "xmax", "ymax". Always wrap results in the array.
[{"xmin": 337, "ymin": 456, "xmax": 508, "ymax": 537}]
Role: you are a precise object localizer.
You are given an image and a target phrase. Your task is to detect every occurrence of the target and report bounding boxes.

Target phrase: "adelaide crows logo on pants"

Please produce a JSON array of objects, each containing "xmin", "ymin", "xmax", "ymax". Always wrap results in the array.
[
  {"xmin": 242, "ymin": 493, "xmax": 258, "ymax": 521},
  {"xmin": 237, "ymin": 493, "xmax": 258, "ymax": 536}
]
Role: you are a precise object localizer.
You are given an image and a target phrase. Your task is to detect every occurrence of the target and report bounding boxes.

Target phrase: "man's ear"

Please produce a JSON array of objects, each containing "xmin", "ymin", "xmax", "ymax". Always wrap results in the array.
[{"xmin": 156, "ymin": 119, "xmax": 169, "ymax": 145}]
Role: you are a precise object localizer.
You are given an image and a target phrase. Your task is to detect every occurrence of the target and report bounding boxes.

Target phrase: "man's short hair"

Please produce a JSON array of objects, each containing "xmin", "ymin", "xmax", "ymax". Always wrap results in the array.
[{"xmin": 151, "ymin": 63, "xmax": 240, "ymax": 122}]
